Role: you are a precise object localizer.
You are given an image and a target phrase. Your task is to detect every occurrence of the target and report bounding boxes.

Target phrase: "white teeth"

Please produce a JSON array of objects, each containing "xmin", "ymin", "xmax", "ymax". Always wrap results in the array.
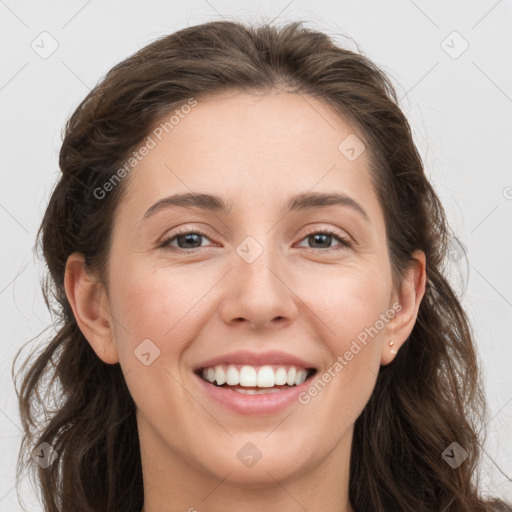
[
  {"xmin": 286, "ymin": 366, "xmax": 296, "ymax": 386},
  {"xmin": 294, "ymin": 370, "xmax": 307, "ymax": 385},
  {"xmin": 226, "ymin": 366, "xmax": 239, "ymax": 385},
  {"xmin": 214, "ymin": 366, "xmax": 226, "ymax": 385},
  {"xmin": 240, "ymin": 365, "xmax": 257, "ymax": 386},
  {"xmin": 274, "ymin": 366, "xmax": 288, "ymax": 385},
  {"xmin": 200, "ymin": 364, "xmax": 311, "ymax": 388},
  {"xmin": 257, "ymin": 366, "xmax": 275, "ymax": 387}
]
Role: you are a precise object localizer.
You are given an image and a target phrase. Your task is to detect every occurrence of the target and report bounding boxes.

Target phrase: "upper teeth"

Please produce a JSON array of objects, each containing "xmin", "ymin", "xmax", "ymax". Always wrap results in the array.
[{"xmin": 201, "ymin": 364, "xmax": 310, "ymax": 387}]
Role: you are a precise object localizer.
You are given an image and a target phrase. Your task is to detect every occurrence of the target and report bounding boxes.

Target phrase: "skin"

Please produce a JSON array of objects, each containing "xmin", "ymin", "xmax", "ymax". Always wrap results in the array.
[{"xmin": 64, "ymin": 90, "xmax": 426, "ymax": 512}]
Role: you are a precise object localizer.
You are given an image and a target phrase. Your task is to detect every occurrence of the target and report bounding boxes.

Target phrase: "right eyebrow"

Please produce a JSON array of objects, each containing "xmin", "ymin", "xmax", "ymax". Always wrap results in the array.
[{"xmin": 143, "ymin": 193, "xmax": 234, "ymax": 220}]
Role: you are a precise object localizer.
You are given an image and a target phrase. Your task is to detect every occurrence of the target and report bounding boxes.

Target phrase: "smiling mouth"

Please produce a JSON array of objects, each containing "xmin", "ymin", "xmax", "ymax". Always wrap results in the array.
[{"xmin": 194, "ymin": 364, "xmax": 317, "ymax": 394}]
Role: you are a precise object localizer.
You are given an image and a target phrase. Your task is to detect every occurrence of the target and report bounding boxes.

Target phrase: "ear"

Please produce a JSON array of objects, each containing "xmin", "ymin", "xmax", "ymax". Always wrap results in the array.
[
  {"xmin": 381, "ymin": 249, "xmax": 427, "ymax": 365},
  {"xmin": 64, "ymin": 252, "xmax": 119, "ymax": 364}
]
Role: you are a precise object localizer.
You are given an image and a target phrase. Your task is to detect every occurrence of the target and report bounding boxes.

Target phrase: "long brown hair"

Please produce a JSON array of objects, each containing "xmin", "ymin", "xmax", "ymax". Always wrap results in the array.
[{"xmin": 12, "ymin": 19, "xmax": 511, "ymax": 511}]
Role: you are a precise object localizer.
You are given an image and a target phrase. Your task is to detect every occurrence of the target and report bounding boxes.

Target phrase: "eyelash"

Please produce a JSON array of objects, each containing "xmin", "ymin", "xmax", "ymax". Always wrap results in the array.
[{"xmin": 159, "ymin": 226, "xmax": 352, "ymax": 253}]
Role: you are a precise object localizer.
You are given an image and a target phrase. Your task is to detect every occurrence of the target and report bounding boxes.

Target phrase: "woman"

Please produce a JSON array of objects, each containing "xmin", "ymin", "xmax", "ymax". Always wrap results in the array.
[{"xmin": 13, "ymin": 19, "xmax": 511, "ymax": 512}]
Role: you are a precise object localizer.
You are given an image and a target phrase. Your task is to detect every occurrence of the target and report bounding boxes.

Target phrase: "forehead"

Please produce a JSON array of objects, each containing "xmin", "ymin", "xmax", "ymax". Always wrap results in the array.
[{"xmin": 117, "ymin": 91, "xmax": 380, "ymax": 222}]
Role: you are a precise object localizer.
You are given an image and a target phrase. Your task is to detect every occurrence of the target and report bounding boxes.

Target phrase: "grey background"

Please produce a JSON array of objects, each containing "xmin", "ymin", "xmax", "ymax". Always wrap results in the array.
[{"xmin": 1, "ymin": 0, "xmax": 511, "ymax": 509}]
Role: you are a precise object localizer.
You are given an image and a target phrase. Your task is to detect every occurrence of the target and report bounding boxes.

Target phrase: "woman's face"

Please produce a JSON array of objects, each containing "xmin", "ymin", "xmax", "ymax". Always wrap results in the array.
[{"xmin": 72, "ymin": 90, "xmax": 423, "ymax": 489}]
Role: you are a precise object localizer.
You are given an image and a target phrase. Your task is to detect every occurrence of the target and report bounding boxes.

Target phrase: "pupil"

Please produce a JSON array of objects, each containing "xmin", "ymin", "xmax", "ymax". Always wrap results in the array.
[
  {"xmin": 310, "ymin": 234, "xmax": 330, "ymax": 248},
  {"xmin": 178, "ymin": 233, "xmax": 201, "ymax": 248}
]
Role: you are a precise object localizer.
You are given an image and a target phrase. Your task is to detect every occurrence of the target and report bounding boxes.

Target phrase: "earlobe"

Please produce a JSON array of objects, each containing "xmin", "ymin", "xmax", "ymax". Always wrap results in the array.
[
  {"xmin": 381, "ymin": 250, "xmax": 427, "ymax": 365},
  {"xmin": 64, "ymin": 253, "xmax": 119, "ymax": 364}
]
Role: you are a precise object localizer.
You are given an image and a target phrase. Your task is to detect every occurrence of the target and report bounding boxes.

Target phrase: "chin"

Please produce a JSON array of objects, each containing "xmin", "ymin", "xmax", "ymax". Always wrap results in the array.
[
  {"xmin": 194, "ymin": 438, "xmax": 317, "ymax": 488},
  {"xmin": 210, "ymin": 457, "xmax": 307, "ymax": 488}
]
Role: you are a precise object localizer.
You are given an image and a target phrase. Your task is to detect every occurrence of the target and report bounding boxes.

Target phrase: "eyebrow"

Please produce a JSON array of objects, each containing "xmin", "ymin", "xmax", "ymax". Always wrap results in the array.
[{"xmin": 143, "ymin": 191, "xmax": 370, "ymax": 222}]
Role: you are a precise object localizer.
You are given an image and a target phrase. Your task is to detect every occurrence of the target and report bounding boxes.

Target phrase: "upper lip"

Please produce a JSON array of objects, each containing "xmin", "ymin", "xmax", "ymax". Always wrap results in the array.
[{"xmin": 193, "ymin": 350, "xmax": 317, "ymax": 372}]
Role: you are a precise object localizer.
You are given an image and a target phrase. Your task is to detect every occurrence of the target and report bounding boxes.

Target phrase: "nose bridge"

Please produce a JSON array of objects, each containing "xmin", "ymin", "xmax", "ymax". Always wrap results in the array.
[
  {"xmin": 235, "ymin": 232, "xmax": 286, "ymax": 296},
  {"xmin": 241, "ymin": 236, "xmax": 282, "ymax": 291},
  {"xmin": 219, "ymin": 231, "xmax": 297, "ymax": 328}
]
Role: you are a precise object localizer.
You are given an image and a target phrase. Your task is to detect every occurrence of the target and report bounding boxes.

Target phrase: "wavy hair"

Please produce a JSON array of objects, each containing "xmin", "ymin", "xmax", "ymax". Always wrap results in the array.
[{"xmin": 13, "ymin": 19, "xmax": 511, "ymax": 511}]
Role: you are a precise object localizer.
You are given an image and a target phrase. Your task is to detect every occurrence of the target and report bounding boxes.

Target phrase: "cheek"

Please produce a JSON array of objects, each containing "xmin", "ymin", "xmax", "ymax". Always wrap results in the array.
[
  {"xmin": 106, "ymin": 264, "xmax": 205, "ymax": 423},
  {"xmin": 107, "ymin": 261, "xmax": 210, "ymax": 367},
  {"xmin": 299, "ymin": 264, "xmax": 390, "ymax": 395},
  {"xmin": 300, "ymin": 261, "xmax": 392, "ymax": 343},
  {"xmin": 290, "ymin": 268, "xmax": 390, "ymax": 449}
]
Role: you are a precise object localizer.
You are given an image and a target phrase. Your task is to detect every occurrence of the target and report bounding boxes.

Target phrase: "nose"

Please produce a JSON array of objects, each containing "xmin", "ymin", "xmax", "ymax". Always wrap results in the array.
[{"xmin": 218, "ymin": 242, "xmax": 299, "ymax": 331}]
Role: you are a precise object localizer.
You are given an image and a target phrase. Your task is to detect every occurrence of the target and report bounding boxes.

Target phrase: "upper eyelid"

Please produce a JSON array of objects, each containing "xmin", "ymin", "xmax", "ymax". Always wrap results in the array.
[{"xmin": 161, "ymin": 223, "xmax": 349, "ymax": 238}]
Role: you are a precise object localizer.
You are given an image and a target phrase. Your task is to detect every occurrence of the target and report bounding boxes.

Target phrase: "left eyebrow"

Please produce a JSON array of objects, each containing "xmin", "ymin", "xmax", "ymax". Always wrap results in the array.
[
  {"xmin": 142, "ymin": 191, "xmax": 370, "ymax": 223},
  {"xmin": 287, "ymin": 191, "xmax": 370, "ymax": 223}
]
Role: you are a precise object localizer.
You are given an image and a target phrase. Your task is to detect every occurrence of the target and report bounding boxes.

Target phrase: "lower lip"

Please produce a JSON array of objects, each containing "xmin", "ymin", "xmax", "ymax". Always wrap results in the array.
[{"xmin": 193, "ymin": 371, "xmax": 315, "ymax": 415}]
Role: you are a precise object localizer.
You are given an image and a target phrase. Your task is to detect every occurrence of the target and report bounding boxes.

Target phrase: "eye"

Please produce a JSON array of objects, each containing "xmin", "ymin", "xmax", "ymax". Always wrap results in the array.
[
  {"xmin": 159, "ymin": 227, "xmax": 351, "ymax": 252},
  {"xmin": 160, "ymin": 229, "xmax": 214, "ymax": 251},
  {"xmin": 296, "ymin": 228, "xmax": 351, "ymax": 251}
]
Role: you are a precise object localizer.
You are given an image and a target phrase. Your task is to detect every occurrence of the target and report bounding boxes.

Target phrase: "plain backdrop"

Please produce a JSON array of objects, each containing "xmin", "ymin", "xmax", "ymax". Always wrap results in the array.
[{"xmin": 1, "ymin": 0, "xmax": 511, "ymax": 509}]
